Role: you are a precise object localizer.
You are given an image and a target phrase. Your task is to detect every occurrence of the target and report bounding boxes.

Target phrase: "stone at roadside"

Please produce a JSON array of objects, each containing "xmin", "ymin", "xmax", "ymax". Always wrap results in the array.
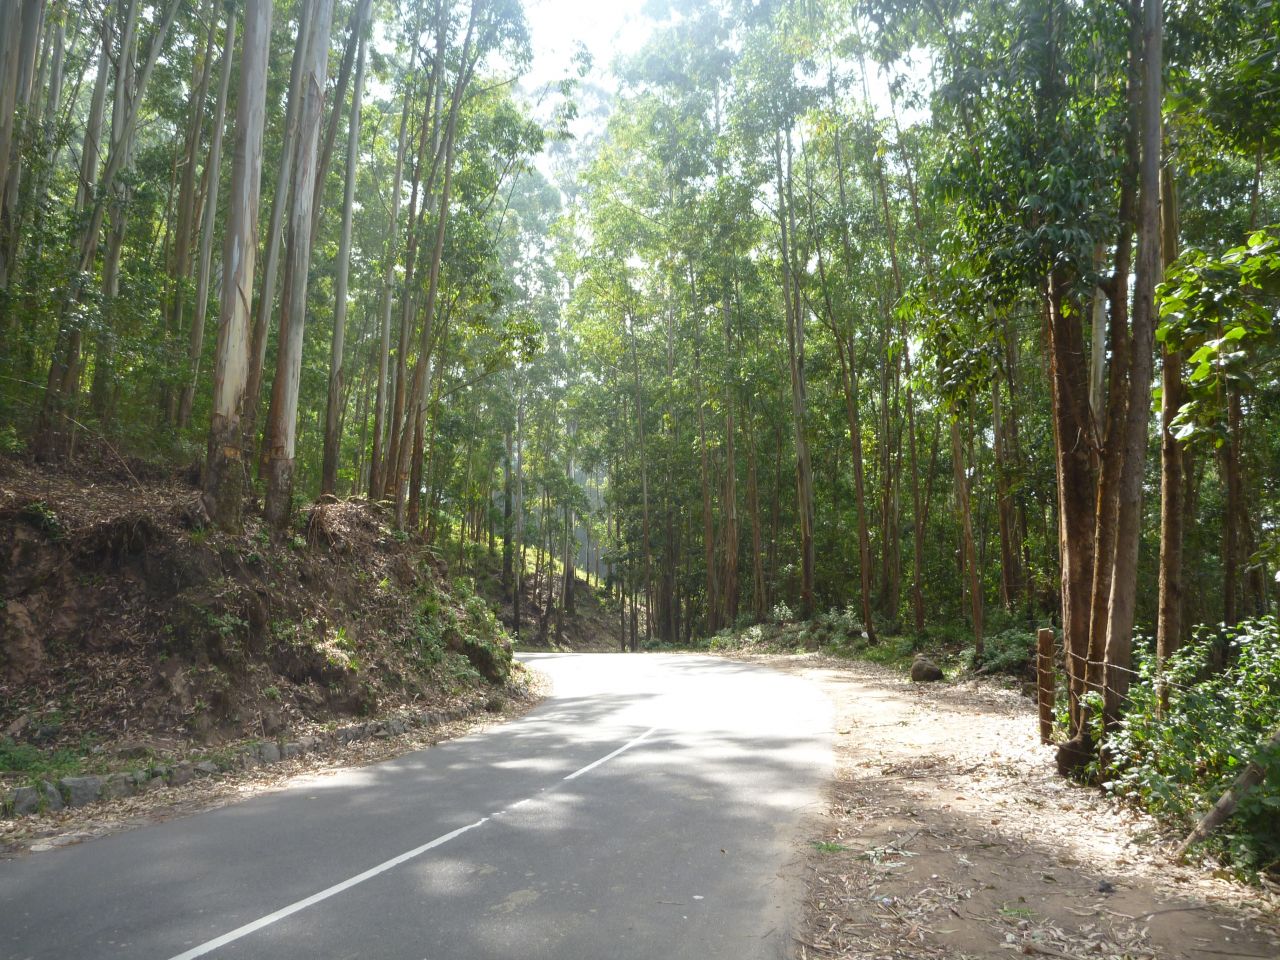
[
  {"xmin": 258, "ymin": 742, "xmax": 281, "ymax": 763},
  {"xmin": 59, "ymin": 776, "xmax": 104, "ymax": 808},
  {"xmin": 40, "ymin": 781, "xmax": 63, "ymax": 811},
  {"xmin": 193, "ymin": 761, "xmax": 219, "ymax": 776},
  {"xmin": 168, "ymin": 762, "xmax": 195, "ymax": 786},
  {"xmin": 101, "ymin": 774, "xmax": 135, "ymax": 800},
  {"xmin": 910, "ymin": 656, "xmax": 944, "ymax": 682},
  {"xmin": 281, "ymin": 742, "xmax": 302, "ymax": 759},
  {"xmin": 11, "ymin": 786, "xmax": 40, "ymax": 816}
]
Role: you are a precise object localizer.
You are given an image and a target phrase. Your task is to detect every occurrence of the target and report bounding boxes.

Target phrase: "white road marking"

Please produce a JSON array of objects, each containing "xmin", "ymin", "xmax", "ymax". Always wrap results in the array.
[
  {"xmin": 563, "ymin": 726, "xmax": 657, "ymax": 781},
  {"xmin": 163, "ymin": 727, "xmax": 658, "ymax": 960}
]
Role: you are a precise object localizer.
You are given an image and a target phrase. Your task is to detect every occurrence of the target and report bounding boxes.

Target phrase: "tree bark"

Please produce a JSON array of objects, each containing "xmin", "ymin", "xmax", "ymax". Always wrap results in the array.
[
  {"xmin": 1102, "ymin": 0, "xmax": 1163, "ymax": 727},
  {"xmin": 262, "ymin": 0, "xmax": 335, "ymax": 529},
  {"xmin": 243, "ymin": 3, "xmax": 312, "ymax": 458},
  {"xmin": 1156, "ymin": 162, "xmax": 1185, "ymax": 665},
  {"xmin": 204, "ymin": 0, "xmax": 272, "ymax": 532},
  {"xmin": 321, "ymin": 3, "xmax": 369, "ymax": 495},
  {"xmin": 178, "ymin": 6, "xmax": 236, "ymax": 429}
]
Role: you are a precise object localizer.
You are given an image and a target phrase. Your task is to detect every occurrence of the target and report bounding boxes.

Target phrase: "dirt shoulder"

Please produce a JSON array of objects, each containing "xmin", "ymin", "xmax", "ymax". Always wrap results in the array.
[
  {"xmin": 1, "ymin": 666, "xmax": 549, "ymax": 859},
  {"xmin": 741, "ymin": 653, "xmax": 1279, "ymax": 960}
]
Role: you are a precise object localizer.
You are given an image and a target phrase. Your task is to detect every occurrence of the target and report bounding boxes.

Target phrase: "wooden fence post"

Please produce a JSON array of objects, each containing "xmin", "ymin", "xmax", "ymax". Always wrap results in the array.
[{"xmin": 1037, "ymin": 627, "xmax": 1056, "ymax": 744}]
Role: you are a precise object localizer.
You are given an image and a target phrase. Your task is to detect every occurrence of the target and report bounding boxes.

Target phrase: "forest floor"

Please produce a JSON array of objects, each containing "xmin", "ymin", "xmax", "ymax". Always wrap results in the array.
[{"xmin": 739, "ymin": 653, "xmax": 1280, "ymax": 960}]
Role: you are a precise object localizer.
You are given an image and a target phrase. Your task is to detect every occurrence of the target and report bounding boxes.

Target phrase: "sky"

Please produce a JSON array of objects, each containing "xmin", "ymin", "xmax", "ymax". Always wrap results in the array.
[{"xmin": 521, "ymin": 0, "xmax": 656, "ymax": 95}]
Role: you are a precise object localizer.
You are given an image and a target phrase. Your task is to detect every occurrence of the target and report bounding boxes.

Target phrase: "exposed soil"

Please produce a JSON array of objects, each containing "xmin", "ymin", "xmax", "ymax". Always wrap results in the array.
[
  {"xmin": 747, "ymin": 654, "xmax": 1280, "ymax": 960},
  {"xmin": 1, "ymin": 454, "xmax": 515, "ymax": 796}
]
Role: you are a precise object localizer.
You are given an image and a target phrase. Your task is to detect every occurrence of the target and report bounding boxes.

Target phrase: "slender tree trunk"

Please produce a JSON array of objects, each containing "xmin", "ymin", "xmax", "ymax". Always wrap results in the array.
[
  {"xmin": 369, "ymin": 74, "xmax": 413, "ymax": 498},
  {"xmin": 321, "ymin": 6, "xmax": 368, "ymax": 494},
  {"xmin": 1156, "ymin": 162, "xmax": 1185, "ymax": 664},
  {"xmin": 243, "ymin": 4, "xmax": 311, "ymax": 456},
  {"xmin": 204, "ymin": 0, "xmax": 271, "ymax": 531},
  {"xmin": 179, "ymin": 7, "xmax": 236, "ymax": 429},
  {"xmin": 1102, "ymin": 0, "xmax": 1162, "ymax": 726},
  {"xmin": 776, "ymin": 127, "xmax": 814, "ymax": 620},
  {"xmin": 262, "ymin": 0, "xmax": 334, "ymax": 528},
  {"xmin": 746, "ymin": 412, "xmax": 766, "ymax": 623},
  {"xmin": 1046, "ymin": 274, "xmax": 1096, "ymax": 735},
  {"xmin": 951, "ymin": 418, "xmax": 984, "ymax": 657}
]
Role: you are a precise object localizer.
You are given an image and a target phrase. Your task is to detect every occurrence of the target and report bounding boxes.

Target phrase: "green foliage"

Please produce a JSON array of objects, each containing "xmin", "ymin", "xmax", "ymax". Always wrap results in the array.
[
  {"xmin": 1104, "ymin": 618, "xmax": 1280, "ymax": 874},
  {"xmin": 0, "ymin": 737, "xmax": 84, "ymax": 782},
  {"xmin": 966, "ymin": 628, "xmax": 1038, "ymax": 677},
  {"xmin": 1158, "ymin": 225, "xmax": 1280, "ymax": 445},
  {"xmin": 20, "ymin": 501, "xmax": 64, "ymax": 541}
]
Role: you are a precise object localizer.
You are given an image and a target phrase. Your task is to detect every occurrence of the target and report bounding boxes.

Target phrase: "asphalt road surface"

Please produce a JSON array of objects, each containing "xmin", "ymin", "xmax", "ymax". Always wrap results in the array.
[{"xmin": 0, "ymin": 653, "xmax": 833, "ymax": 960}]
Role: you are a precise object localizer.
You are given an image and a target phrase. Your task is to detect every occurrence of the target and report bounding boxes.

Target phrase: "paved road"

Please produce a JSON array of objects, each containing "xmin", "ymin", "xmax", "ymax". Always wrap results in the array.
[{"xmin": 0, "ymin": 653, "xmax": 832, "ymax": 960}]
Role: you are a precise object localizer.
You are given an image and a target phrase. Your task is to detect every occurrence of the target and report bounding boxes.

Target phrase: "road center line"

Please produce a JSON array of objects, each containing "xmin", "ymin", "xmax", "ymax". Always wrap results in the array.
[
  {"xmin": 563, "ymin": 726, "xmax": 657, "ymax": 781},
  {"xmin": 163, "ymin": 726, "xmax": 659, "ymax": 960}
]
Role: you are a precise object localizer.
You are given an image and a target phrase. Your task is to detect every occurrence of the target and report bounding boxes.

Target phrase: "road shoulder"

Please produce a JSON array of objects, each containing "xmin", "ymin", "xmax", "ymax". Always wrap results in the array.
[{"xmin": 738, "ymin": 652, "xmax": 1280, "ymax": 960}]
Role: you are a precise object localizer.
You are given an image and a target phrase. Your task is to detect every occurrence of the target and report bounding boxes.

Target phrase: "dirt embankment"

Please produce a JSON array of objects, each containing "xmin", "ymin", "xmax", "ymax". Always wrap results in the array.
[{"xmin": 0, "ymin": 455, "xmax": 515, "ymax": 765}]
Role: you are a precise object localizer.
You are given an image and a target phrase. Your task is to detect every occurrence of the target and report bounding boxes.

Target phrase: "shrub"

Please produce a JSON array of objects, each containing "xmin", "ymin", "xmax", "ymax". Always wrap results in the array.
[
  {"xmin": 1104, "ymin": 617, "xmax": 1280, "ymax": 875},
  {"xmin": 969, "ymin": 627, "xmax": 1038, "ymax": 677}
]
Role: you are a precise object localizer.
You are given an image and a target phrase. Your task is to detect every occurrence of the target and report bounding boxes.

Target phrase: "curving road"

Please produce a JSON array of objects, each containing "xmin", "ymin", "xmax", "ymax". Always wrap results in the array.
[{"xmin": 0, "ymin": 653, "xmax": 832, "ymax": 960}]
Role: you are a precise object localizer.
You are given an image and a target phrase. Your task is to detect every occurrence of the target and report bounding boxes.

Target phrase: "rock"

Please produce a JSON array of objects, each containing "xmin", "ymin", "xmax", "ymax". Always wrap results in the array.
[
  {"xmin": 193, "ymin": 761, "xmax": 219, "ymax": 776},
  {"xmin": 909, "ymin": 656, "xmax": 944, "ymax": 682},
  {"xmin": 11, "ymin": 781, "xmax": 64, "ymax": 815},
  {"xmin": 11, "ymin": 786, "xmax": 40, "ymax": 816},
  {"xmin": 258, "ymin": 742, "xmax": 281, "ymax": 763},
  {"xmin": 168, "ymin": 762, "xmax": 195, "ymax": 786},
  {"xmin": 387, "ymin": 719, "xmax": 406, "ymax": 736},
  {"xmin": 281, "ymin": 742, "xmax": 302, "ymax": 759},
  {"xmin": 59, "ymin": 775, "xmax": 104, "ymax": 808},
  {"xmin": 299, "ymin": 736, "xmax": 321, "ymax": 753},
  {"xmin": 40, "ymin": 781, "xmax": 63, "ymax": 811},
  {"xmin": 101, "ymin": 774, "xmax": 135, "ymax": 800}
]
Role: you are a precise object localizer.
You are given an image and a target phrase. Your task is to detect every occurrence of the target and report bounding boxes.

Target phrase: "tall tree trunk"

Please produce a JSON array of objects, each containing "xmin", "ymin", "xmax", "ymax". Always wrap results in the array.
[
  {"xmin": 204, "ymin": 0, "xmax": 271, "ymax": 532},
  {"xmin": 0, "ymin": 0, "xmax": 43, "ymax": 291},
  {"xmin": 746, "ymin": 411, "xmax": 766, "ymax": 623},
  {"xmin": 160, "ymin": 0, "xmax": 214, "ymax": 423},
  {"xmin": 321, "ymin": 4, "xmax": 368, "ymax": 495},
  {"xmin": 243, "ymin": 4, "xmax": 312, "ymax": 457},
  {"xmin": 720, "ymin": 283, "xmax": 740, "ymax": 628},
  {"xmin": 776, "ymin": 126, "xmax": 814, "ymax": 620},
  {"xmin": 179, "ymin": 6, "xmax": 236, "ymax": 429},
  {"xmin": 951, "ymin": 417, "xmax": 984, "ymax": 658},
  {"xmin": 262, "ymin": 0, "xmax": 335, "ymax": 528},
  {"xmin": 369, "ymin": 68, "xmax": 414, "ymax": 498},
  {"xmin": 1046, "ymin": 273, "xmax": 1096, "ymax": 736},
  {"xmin": 1102, "ymin": 0, "xmax": 1163, "ymax": 727},
  {"xmin": 1156, "ymin": 163, "xmax": 1185, "ymax": 664}
]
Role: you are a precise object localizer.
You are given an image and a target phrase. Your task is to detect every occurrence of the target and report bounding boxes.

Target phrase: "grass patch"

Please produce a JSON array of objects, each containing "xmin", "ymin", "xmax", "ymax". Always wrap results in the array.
[
  {"xmin": 0, "ymin": 737, "xmax": 86, "ymax": 782},
  {"xmin": 812, "ymin": 840, "xmax": 851, "ymax": 853}
]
